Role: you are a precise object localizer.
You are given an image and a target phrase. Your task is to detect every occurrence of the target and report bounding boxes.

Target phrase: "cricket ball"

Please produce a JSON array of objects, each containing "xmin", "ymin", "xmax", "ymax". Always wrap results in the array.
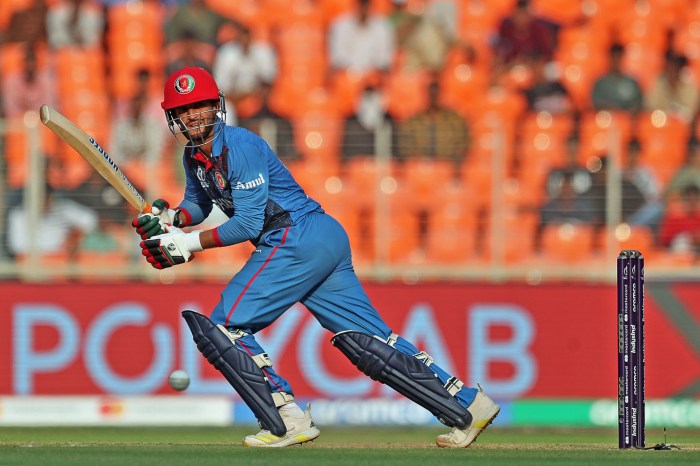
[{"xmin": 168, "ymin": 369, "xmax": 190, "ymax": 391}]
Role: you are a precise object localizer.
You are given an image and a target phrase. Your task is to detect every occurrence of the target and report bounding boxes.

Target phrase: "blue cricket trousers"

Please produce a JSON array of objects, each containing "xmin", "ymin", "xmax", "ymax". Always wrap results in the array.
[{"xmin": 209, "ymin": 211, "xmax": 477, "ymax": 407}]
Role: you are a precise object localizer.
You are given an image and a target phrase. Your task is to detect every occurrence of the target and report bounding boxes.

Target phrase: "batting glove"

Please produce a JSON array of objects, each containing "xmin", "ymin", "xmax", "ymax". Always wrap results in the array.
[
  {"xmin": 140, "ymin": 229, "xmax": 203, "ymax": 269},
  {"xmin": 151, "ymin": 199, "xmax": 183, "ymax": 226},
  {"xmin": 131, "ymin": 199, "xmax": 183, "ymax": 240}
]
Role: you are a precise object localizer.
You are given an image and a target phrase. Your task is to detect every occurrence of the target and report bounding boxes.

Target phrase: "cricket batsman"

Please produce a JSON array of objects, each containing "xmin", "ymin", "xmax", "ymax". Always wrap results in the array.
[{"xmin": 132, "ymin": 67, "xmax": 499, "ymax": 447}]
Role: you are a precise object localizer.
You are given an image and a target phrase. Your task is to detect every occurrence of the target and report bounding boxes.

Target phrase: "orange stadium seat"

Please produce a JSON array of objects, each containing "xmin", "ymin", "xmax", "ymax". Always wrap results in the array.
[
  {"xmin": 578, "ymin": 111, "xmax": 633, "ymax": 166},
  {"xmin": 597, "ymin": 224, "xmax": 657, "ymax": 259},
  {"xmin": 55, "ymin": 47, "xmax": 106, "ymax": 94},
  {"xmin": 518, "ymin": 112, "xmax": 575, "ymax": 167},
  {"xmin": 340, "ymin": 156, "xmax": 398, "ymax": 208},
  {"xmin": 292, "ymin": 89, "xmax": 344, "ymax": 164},
  {"xmin": 555, "ymin": 20, "xmax": 610, "ymax": 111},
  {"xmin": 538, "ymin": 223, "xmax": 596, "ymax": 263},
  {"xmin": 107, "ymin": 1, "xmax": 164, "ymax": 98},
  {"xmin": 461, "ymin": 155, "xmax": 494, "ymax": 209},
  {"xmin": 274, "ymin": 4, "xmax": 325, "ymax": 65},
  {"xmin": 329, "ymin": 69, "xmax": 374, "ymax": 118},
  {"xmin": 531, "ymin": 0, "xmax": 584, "ymax": 24},
  {"xmin": 286, "ymin": 158, "xmax": 340, "ymax": 201},
  {"xmin": 205, "ymin": 0, "xmax": 270, "ymax": 37},
  {"xmin": 458, "ymin": 0, "xmax": 513, "ymax": 58},
  {"xmin": 620, "ymin": 42, "xmax": 664, "ymax": 92},
  {"xmin": 439, "ymin": 58, "xmax": 490, "ymax": 119},
  {"xmin": 385, "ymin": 207, "xmax": 423, "ymax": 265},
  {"xmin": 635, "ymin": 111, "xmax": 690, "ymax": 185},
  {"xmin": 479, "ymin": 209, "xmax": 538, "ymax": 264},
  {"xmin": 615, "ymin": 0, "xmax": 674, "ymax": 51},
  {"xmin": 0, "ymin": 42, "xmax": 50, "ymax": 76},
  {"xmin": 516, "ymin": 112, "xmax": 574, "ymax": 205},
  {"xmin": 467, "ymin": 108, "xmax": 519, "ymax": 174},
  {"xmin": 0, "ymin": 0, "xmax": 30, "ymax": 30},
  {"xmin": 384, "ymin": 67, "xmax": 430, "ymax": 121},
  {"xmin": 469, "ymin": 84, "xmax": 527, "ymax": 124},
  {"xmin": 396, "ymin": 158, "xmax": 459, "ymax": 210},
  {"xmin": 423, "ymin": 196, "xmax": 480, "ymax": 265},
  {"xmin": 673, "ymin": 5, "xmax": 700, "ymax": 77}
]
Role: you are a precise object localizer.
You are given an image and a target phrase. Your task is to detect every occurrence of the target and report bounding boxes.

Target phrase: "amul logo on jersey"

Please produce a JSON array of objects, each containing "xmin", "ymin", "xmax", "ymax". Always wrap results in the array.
[{"xmin": 234, "ymin": 173, "xmax": 265, "ymax": 190}]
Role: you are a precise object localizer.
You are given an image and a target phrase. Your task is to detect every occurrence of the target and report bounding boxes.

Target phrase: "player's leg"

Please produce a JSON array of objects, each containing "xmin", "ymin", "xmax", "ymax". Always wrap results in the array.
[
  {"xmin": 185, "ymin": 224, "xmax": 341, "ymax": 446},
  {"xmin": 300, "ymin": 213, "xmax": 499, "ymax": 447},
  {"xmin": 185, "ymin": 309, "xmax": 319, "ymax": 447}
]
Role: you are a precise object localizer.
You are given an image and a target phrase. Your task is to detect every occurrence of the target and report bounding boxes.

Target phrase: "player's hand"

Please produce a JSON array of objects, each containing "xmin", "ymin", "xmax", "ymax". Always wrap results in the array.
[
  {"xmin": 131, "ymin": 199, "xmax": 182, "ymax": 240},
  {"xmin": 132, "ymin": 214, "xmax": 165, "ymax": 240},
  {"xmin": 140, "ymin": 229, "xmax": 203, "ymax": 269},
  {"xmin": 151, "ymin": 199, "xmax": 182, "ymax": 226}
]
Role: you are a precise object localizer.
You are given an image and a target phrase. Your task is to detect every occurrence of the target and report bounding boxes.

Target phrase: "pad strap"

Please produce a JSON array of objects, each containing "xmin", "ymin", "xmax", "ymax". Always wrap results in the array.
[
  {"xmin": 331, "ymin": 330, "xmax": 472, "ymax": 429},
  {"xmin": 183, "ymin": 311, "xmax": 287, "ymax": 436}
]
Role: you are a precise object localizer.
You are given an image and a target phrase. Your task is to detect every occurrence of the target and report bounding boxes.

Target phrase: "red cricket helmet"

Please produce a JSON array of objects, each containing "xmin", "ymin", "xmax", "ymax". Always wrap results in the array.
[{"xmin": 162, "ymin": 67, "xmax": 220, "ymax": 110}]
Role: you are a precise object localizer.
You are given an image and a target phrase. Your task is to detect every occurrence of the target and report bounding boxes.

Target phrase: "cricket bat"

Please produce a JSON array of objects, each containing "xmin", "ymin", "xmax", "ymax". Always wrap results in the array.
[{"xmin": 39, "ymin": 104, "xmax": 151, "ymax": 214}]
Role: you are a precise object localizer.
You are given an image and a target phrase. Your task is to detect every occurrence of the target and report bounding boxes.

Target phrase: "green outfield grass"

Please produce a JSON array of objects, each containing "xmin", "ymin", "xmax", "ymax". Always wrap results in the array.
[{"xmin": 1, "ymin": 426, "xmax": 698, "ymax": 465}]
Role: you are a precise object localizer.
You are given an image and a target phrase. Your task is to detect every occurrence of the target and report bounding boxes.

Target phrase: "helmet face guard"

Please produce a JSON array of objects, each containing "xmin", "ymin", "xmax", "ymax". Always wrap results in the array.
[
  {"xmin": 164, "ymin": 94, "xmax": 227, "ymax": 147},
  {"xmin": 162, "ymin": 67, "xmax": 227, "ymax": 147}
]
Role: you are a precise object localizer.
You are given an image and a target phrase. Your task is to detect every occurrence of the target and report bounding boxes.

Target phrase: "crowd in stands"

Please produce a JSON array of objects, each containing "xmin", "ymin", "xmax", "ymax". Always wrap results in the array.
[{"xmin": 3, "ymin": 0, "xmax": 700, "ymax": 271}]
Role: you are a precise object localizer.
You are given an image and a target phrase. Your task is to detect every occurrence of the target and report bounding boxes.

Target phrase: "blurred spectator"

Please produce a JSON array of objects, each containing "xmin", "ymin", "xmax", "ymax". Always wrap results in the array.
[
  {"xmin": 591, "ymin": 43, "xmax": 643, "ymax": 113},
  {"xmin": 397, "ymin": 78, "xmax": 469, "ymax": 164},
  {"xmin": 7, "ymin": 184, "xmax": 98, "ymax": 259},
  {"xmin": 213, "ymin": 25, "xmax": 277, "ymax": 125},
  {"xmin": 109, "ymin": 91, "xmax": 164, "ymax": 192},
  {"xmin": 63, "ymin": 169, "xmax": 128, "ymax": 255},
  {"xmin": 164, "ymin": 0, "xmax": 226, "ymax": 46},
  {"xmin": 659, "ymin": 184, "xmax": 700, "ymax": 254},
  {"xmin": 535, "ymin": 169, "xmax": 596, "ymax": 251},
  {"xmin": 328, "ymin": 0, "xmax": 395, "ymax": 75},
  {"xmin": 544, "ymin": 135, "xmax": 592, "ymax": 199},
  {"xmin": 645, "ymin": 50, "xmax": 699, "ymax": 123},
  {"xmin": 114, "ymin": 68, "xmax": 164, "ymax": 124},
  {"xmin": 665, "ymin": 142, "xmax": 700, "ymax": 198},
  {"xmin": 523, "ymin": 60, "xmax": 574, "ymax": 114},
  {"xmin": 624, "ymin": 139, "xmax": 664, "ymax": 230},
  {"xmin": 1, "ymin": 44, "xmax": 56, "ymax": 118},
  {"xmin": 2, "ymin": 0, "xmax": 48, "ymax": 46},
  {"xmin": 388, "ymin": 0, "xmax": 453, "ymax": 72},
  {"xmin": 238, "ymin": 82, "xmax": 299, "ymax": 162},
  {"xmin": 425, "ymin": 0, "xmax": 458, "ymax": 41},
  {"xmin": 585, "ymin": 156, "xmax": 646, "ymax": 228},
  {"xmin": 165, "ymin": 29, "xmax": 211, "ymax": 77},
  {"xmin": 46, "ymin": 0, "xmax": 105, "ymax": 49},
  {"xmin": 493, "ymin": 0, "xmax": 557, "ymax": 73},
  {"xmin": 341, "ymin": 80, "xmax": 397, "ymax": 160}
]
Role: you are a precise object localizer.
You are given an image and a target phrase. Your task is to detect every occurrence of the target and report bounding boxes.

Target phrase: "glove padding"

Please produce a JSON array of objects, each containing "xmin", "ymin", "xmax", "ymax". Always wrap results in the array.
[
  {"xmin": 132, "ymin": 214, "xmax": 166, "ymax": 240},
  {"xmin": 140, "ymin": 229, "xmax": 203, "ymax": 269},
  {"xmin": 131, "ymin": 199, "xmax": 182, "ymax": 240},
  {"xmin": 151, "ymin": 199, "xmax": 181, "ymax": 225}
]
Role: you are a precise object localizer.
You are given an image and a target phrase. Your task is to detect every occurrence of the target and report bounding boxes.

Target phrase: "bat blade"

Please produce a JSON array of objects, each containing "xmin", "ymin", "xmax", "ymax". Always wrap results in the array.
[{"xmin": 40, "ymin": 104, "xmax": 151, "ymax": 214}]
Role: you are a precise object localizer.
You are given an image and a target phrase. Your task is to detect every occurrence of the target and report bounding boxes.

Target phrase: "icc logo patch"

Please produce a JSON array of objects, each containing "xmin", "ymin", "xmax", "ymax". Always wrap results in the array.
[{"xmin": 175, "ymin": 75, "xmax": 195, "ymax": 94}]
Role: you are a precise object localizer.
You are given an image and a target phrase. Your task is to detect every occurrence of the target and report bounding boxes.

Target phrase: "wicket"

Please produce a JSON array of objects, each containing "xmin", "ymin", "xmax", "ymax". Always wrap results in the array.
[{"xmin": 617, "ymin": 250, "xmax": 645, "ymax": 449}]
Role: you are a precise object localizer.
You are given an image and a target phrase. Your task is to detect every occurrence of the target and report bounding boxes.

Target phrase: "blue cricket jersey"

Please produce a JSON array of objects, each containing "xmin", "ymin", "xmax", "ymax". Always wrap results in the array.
[
  {"xmin": 177, "ymin": 121, "xmax": 322, "ymax": 246},
  {"xmin": 180, "ymin": 123, "xmax": 479, "ymax": 414}
]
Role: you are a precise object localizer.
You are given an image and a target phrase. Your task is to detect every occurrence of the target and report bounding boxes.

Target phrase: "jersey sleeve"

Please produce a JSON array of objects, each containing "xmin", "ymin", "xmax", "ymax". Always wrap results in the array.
[
  {"xmin": 177, "ymin": 152, "xmax": 213, "ymax": 225},
  {"xmin": 214, "ymin": 141, "xmax": 268, "ymax": 246}
]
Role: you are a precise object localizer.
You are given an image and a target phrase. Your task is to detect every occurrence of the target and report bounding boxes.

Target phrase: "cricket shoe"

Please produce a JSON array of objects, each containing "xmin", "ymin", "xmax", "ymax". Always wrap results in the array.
[
  {"xmin": 436, "ymin": 387, "xmax": 500, "ymax": 448},
  {"xmin": 243, "ymin": 403, "xmax": 320, "ymax": 447}
]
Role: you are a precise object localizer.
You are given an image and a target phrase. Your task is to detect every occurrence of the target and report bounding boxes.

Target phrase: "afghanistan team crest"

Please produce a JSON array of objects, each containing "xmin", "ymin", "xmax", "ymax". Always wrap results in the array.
[
  {"xmin": 175, "ymin": 75, "xmax": 195, "ymax": 94},
  {"xmin": 215, "ymin": 170, "xmax": 228, "ymax": 189}
]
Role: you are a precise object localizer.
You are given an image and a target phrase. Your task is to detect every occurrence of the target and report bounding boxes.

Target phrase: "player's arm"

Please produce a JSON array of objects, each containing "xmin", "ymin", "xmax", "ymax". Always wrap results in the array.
[
  {"xmin": 132, "ymin": 154, "xmax": 213, "ymax": 239},
  {"xmin": 209, "ymin": 142, "xmax": 268, "ymax": 247}
]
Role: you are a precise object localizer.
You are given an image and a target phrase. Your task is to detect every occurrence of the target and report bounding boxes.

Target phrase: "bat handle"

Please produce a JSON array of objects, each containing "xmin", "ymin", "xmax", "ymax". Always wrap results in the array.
[{"xmin": 141, "ymin": 201, "xmax": 152, "ymax": 215}]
